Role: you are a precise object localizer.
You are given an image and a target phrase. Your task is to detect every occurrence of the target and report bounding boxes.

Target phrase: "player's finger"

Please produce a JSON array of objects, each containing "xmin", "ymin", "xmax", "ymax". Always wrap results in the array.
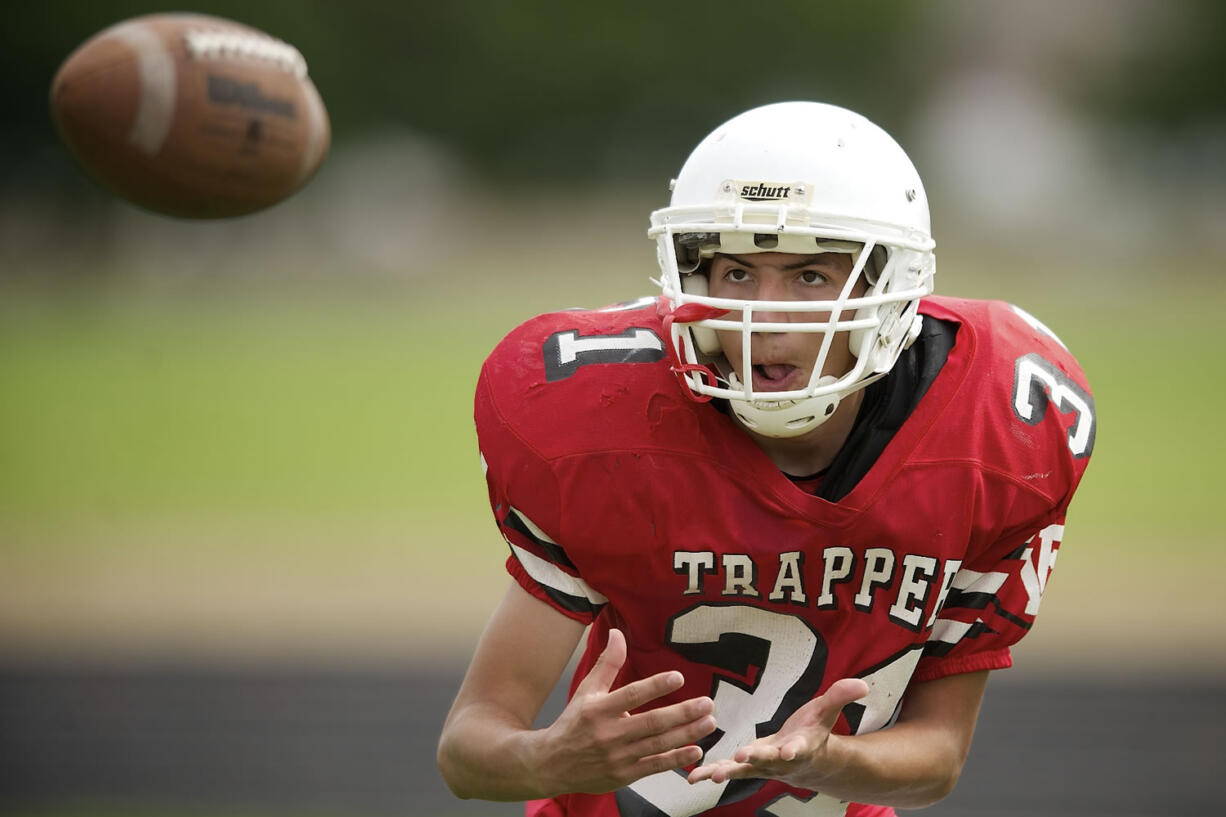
[
  {"xmin": 687, "ymin": 764, "xmax": 715, "ymax": 785},
  {"xmin": 735, "ymin": 741, "xmax": 781, "ymax": 766},
  {"xmin": 603, "ymin": 668, "xmax": 686, "ymax": 714},
  {"xmin": 687, "ymin": 759, "xmax": 752, "ymax": 785},
  {"xmin": 620, "ymin": 695, "xmax": 713, "ymax": 742},
  {"xmin": 575, "ymin": 628, "xmax": 628, "ymax": 695},
  {"xmin": 624, "ymin": 709, "xmax": 717, "ymax": 759},
  {"xmin": 631, "ymin": 744, "xmax": 705, "ymax": 780}
]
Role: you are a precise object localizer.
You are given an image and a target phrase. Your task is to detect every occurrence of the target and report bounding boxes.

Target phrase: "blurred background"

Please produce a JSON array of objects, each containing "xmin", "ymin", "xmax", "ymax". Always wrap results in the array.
[{"xmin": 2, "ymin": 1, "xmax": 1224, "ymax": 815}]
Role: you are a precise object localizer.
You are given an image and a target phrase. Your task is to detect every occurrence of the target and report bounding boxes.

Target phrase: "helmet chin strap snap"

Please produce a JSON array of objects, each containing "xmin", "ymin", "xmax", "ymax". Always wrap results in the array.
[{"xmin": 725, "ymin": 371, "xmax": 842, "ymax": 438}]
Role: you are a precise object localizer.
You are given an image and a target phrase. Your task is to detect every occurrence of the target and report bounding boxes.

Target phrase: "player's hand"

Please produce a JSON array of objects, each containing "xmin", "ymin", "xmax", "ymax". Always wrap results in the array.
[
  {"xmin": 534, "ymin": 628, "xmax": 717, "ymax": 795},
  {"xmin": 686, "ymin": 677, "xmax": 869, "ymax": 789}
]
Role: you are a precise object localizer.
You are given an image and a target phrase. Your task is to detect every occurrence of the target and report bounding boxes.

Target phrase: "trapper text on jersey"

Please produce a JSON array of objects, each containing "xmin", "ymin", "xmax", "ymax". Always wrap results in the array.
[{"xmin": 673, "ymin": 548, "xmax": 964, "ymax": 634}]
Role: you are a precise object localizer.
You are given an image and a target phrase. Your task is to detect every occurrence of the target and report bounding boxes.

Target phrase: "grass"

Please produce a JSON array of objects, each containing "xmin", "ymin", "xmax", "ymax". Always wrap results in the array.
[
  {"xmin": 1, "ymin": 273, "xmax": 1218, "ymax": 541},
  {"xmin": 0, "ymin": 285, "xmax": 493, "ymax": 526},
  {"xmin": 1012, "ymin": 292, "xmax": 1222, "ymax": 545}
]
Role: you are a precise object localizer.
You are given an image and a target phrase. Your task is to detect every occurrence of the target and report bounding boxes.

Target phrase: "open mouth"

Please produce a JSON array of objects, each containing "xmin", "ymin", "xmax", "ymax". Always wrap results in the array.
[{"xmin": 751, "ymin": 363, "xmax": 803, "ymax": 392}]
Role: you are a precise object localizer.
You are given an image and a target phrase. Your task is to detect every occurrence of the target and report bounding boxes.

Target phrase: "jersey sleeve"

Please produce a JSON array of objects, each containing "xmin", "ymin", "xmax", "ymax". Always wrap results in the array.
[
  {"xmin": 474, "ymin": 344, "xmax": 608, "ymax": 626},
  {"xmin": 913, "ymin": 511, "xmax": 1068, "ymax": 682},
  {"xmin": 911, "ymin": 299, "xmax": 1094, "ymax": 682}
]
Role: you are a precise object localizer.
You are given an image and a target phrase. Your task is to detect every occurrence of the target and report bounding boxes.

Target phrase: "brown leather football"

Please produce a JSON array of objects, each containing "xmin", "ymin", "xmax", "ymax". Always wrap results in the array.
[{"xmin": 50, "ymin": 13, "xmax": 330, "ymax": 219}]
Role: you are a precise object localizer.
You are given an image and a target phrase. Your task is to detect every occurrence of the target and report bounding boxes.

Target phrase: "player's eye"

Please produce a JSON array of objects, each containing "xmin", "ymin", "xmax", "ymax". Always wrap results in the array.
[
  {"xmin": 724, "ymin": 268, "xmax": 751, "ymax": 283},
  {"xmin": 798, "ymin": 270, "xmax": 829, "ymax": 285}
]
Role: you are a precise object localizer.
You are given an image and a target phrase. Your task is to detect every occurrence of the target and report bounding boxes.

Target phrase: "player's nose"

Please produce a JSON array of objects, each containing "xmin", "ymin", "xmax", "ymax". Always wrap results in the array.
[{"xmin": 749, "ymin": 274, "xmax": 797, "ymax": 325}]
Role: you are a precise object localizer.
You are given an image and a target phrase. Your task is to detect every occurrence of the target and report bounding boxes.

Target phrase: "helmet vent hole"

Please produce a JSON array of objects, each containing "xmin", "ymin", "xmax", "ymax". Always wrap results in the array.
[{"xmin": 753, "ymin": 234, "xmax": 779, "ymax": 249}]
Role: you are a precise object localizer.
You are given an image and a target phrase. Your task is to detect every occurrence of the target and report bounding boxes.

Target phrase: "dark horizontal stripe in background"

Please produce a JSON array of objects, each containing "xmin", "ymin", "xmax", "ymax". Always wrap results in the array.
[{"xmin": 0, "ymin": 663, "xmax": 1221, "ymax": 817}]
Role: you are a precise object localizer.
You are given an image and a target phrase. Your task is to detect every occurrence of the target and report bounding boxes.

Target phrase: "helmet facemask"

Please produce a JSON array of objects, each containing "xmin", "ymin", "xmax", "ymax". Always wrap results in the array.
[{"xmin": 656, "ymin": 223, "xmax": 930, "ymax": 438}]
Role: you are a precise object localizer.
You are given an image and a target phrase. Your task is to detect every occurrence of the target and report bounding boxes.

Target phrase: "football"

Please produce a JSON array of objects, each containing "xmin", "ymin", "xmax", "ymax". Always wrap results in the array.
[{"xmin": 50, "ymin": 13, "xmax": 330, "ymax": 219}]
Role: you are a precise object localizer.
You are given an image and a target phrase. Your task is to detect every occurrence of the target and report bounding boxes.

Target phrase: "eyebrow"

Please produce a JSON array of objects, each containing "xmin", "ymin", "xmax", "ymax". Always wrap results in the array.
[{"xmin": 720, "ymin": 253, "xmax": 841, "ymax": 270}]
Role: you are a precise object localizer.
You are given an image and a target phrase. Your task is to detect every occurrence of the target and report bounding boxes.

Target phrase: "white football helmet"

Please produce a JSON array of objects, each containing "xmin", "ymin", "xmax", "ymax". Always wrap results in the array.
[{"xmin": 652, "ymin": 101, "xmax": 936, "ymax": 438}]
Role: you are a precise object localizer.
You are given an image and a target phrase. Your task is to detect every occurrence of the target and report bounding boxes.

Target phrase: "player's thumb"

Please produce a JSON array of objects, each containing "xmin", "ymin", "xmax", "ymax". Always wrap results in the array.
[
  {"xmin": 581, "ymin": 628, "xmax": 627, "ymax": 694},
  {"xmin": 817, "ymin": 678, "xmax": 870, "ymax": 729}
]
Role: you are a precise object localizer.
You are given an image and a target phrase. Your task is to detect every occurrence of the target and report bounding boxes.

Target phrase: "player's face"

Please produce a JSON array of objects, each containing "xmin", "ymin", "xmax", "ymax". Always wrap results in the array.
[{"xmin": 706, "ymin": 251, "xmax": 864, "ymax": 393}]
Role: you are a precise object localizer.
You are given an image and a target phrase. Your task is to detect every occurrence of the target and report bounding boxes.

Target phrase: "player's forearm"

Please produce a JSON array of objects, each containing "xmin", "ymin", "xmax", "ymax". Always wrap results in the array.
[
  {"xmin": 808, "ymin": 721, "xmax": 968, "ymax": 809},
  {"xmin": 436, "ymin": 704, "xmax": 553, "ymax": 801}
]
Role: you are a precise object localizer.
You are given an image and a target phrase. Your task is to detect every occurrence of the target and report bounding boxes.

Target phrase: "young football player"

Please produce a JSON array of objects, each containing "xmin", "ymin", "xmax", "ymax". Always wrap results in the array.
[{"xmin": 437, "ymin": 101, "xmax": 1095, "ymax": 817}]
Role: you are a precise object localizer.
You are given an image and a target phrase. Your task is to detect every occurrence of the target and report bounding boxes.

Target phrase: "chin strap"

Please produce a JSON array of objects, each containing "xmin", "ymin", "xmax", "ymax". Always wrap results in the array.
[{"xmin": 657, "ymin": 296, "xmax": 727, "ymax": 403}]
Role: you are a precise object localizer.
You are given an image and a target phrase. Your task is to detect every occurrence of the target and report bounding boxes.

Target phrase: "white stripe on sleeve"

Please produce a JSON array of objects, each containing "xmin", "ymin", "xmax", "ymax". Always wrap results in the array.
[{"xmin": 509, "ymin": 543, "xmax": 608, "ymax": 605}]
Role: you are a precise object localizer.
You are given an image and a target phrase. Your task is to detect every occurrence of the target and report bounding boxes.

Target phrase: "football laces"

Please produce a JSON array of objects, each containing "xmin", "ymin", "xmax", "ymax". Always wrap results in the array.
[{"xmin": 183, "ymin": 29, "xmax": 308, "ymax": 78}]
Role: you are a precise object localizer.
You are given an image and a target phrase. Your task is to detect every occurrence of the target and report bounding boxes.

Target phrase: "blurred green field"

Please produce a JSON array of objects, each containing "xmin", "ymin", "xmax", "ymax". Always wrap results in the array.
[
  {"xmin": 1, "ymin": 262, "xmax": 1223, "ymax": 665},
  {"xmin": 0, "ymin": 285, "xmax": 496, "ymax": 529},
  {"xmin": 1, "ymin": 273, "xmax": 1218, "ymax": 536}
]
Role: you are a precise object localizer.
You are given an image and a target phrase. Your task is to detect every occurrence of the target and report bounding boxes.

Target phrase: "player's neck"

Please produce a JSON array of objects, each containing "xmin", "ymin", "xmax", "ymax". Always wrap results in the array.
[{"xmin": 740, "ymin": 389, "xmax": 865, "ymax": 478}]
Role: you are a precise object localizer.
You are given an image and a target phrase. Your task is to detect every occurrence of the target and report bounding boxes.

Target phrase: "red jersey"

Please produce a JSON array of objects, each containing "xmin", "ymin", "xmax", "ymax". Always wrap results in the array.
[{"xmin": 474, "ymin": 295, "xmax": 1095, "ymax": 817}]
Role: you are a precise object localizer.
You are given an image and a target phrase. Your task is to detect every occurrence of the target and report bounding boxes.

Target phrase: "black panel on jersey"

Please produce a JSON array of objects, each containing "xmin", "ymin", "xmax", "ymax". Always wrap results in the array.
[
  {"xmin": 503, "ymin": 507, "xmax": 577, "ymax": 569},
  {"xmin": 817, "ymin": 316, "xmax": 959, "ymax": 502}
]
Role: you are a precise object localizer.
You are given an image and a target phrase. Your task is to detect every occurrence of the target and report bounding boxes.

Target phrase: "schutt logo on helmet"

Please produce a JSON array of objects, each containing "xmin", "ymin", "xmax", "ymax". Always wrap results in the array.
[{"xmin": 738, "ymin": 182, "xmax": 791, "ymax": 201}]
